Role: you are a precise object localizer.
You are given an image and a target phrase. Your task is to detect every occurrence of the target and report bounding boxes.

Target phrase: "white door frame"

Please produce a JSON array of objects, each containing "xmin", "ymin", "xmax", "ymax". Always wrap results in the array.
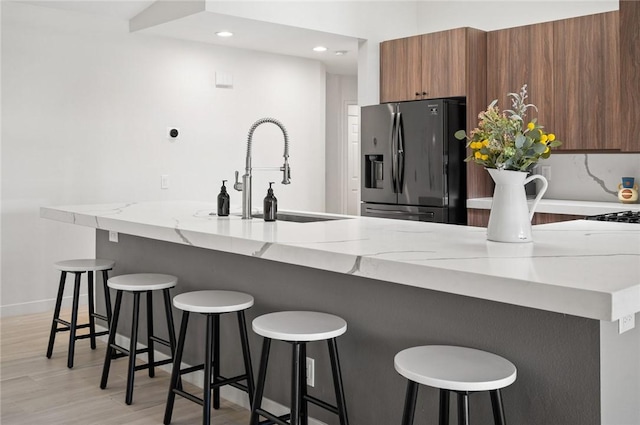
[{"xmin": 342, "ymin": 101, "xmax": 360, "ymax": 215}]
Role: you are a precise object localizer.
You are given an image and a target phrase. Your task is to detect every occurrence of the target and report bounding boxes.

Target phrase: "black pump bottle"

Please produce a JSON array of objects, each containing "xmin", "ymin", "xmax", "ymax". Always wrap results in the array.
[
  {"xmin": 217, "ymin": 180, "xmax": 230, "ymax": 216},
  {"xmin": 263, "ymin": 182, "xmax": 277, "ymax": 222}
]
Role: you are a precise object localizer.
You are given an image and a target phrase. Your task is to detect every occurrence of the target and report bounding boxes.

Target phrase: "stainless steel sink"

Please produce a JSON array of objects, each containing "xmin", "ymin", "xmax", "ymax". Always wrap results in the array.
[{"xmin": 249, "ymin": 212, "xmax": 350, "ymax": 223}]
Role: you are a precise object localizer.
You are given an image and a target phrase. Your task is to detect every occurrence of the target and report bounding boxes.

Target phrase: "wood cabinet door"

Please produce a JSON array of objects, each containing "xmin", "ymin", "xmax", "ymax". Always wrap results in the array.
[
  {"xmin": 553, "ymin": 12, "xmax": 620, "ymax": 150},
  {"xmin": 380, "ymin": 37, "xmax": 415, "ymax": 103},
  {"xmin": 486, "ymin": 22, "xmax": 554, "ymax": 134},
  {"xmin": 620, "ymin": 0, "xmax": 640, "ymax": 152},
  {"xmin": 420, "ymin": 28, "xmax": 466, "ymax": 98}
]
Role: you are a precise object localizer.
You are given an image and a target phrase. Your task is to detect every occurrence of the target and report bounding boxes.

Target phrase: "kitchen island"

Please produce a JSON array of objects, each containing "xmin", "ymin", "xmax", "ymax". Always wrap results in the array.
[{"xmin": 41, "ymin": 201, "xmax": 640, "ymax": 425}]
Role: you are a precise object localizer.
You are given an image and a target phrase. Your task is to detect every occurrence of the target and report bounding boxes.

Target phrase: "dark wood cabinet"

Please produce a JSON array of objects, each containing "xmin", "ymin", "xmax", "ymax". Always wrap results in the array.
[
  {"xmin": 380, "ymin": 37, "xmax": 412, "ymax": 103},
  {"xmin": 380, "ymin": 28, "xmax": 484, "ymax": 103},
  {"xmin": 468, "ymin": 209, "xmax": 584, "ymax": 227},
  {"xmin": 487, "ymin": 23, "xmax": 554, "ymax": 135},
  {"xmin": 420, "ymin": 28, "xmax": 467, "ymax": 98},
  {"xmin": 486, "ymin": 12, "xmax": 620, "ymax": 152},
  {"xmin": 553, "ymin": 11, "xmax": 620, "ymax": 151},
  {"xmin": 620, "ymin": 0, "xmax": 640, "ymax": 152}
]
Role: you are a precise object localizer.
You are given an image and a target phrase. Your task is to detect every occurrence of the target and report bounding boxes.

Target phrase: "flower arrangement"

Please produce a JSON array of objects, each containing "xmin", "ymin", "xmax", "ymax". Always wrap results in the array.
[{"xmin": 455, "ymin": 84, "xmax": 562, "ymax": 172}]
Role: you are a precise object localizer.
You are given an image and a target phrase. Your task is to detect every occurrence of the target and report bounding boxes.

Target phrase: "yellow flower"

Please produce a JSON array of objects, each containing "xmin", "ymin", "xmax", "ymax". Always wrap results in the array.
[
  {"xmin": 527, "ymin": 122, "xmax": 535, "ymax": 131},
  {"xmin": 540, "ymin": 134, "xmax": 548, "ymax": 144},
  {"xmin": 482, "ymin": 139, "xmax": 490, "ymax": 147},
  {"xmin": 481, "ymin": 154, "xmax": 489, "ymax": 160},
  {"xmin": 544, "ymin": 146, "xmax": 550, "ymax": 154},
  {"xmin": 548, "ymin": 133, "xmax": 556, "ymax": 141},
  {"xmin": 474, "ymin": 151, "xmax": 482, "ymax": 159}
]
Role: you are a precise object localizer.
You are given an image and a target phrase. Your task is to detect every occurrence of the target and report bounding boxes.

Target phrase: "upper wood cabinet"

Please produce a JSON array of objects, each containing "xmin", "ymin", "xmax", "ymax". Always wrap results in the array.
[
  {"xmin": 487, "ymin": 12, "xmax": 620, "ymax": 151},
  {"xmin": 553, "ymin": 12, "xmax": 620, "ymax": 151},
  {"xmin": 380, "ymin": 37, "xmax": 413, "ymax": 103},
  {"xmin": 487, "ymin": 22, "xmax": 554, "ymax": 137},
  {"xmin": 420, "ymin": 29, "xmax": 467, "ymax": 98},
  {"xmin": 620, "ymin": 0, "xmax": 640, "ymax": 152},
  {"xmin": 380, "ymin": 28, "xmax": 483, "ymax": 102}
]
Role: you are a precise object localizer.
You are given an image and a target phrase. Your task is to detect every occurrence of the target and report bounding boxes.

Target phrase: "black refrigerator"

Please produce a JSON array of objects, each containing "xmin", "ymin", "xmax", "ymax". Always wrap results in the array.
[{"xmin": 360, "ymin": 98, "xmax": 466, "ymax": 224}]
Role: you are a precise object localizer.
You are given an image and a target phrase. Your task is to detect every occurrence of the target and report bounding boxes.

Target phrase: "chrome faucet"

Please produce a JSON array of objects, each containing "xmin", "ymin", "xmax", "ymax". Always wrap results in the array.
[{"xmin": 234, "ymin": 118, "xmax": 291, "ymax": 219}]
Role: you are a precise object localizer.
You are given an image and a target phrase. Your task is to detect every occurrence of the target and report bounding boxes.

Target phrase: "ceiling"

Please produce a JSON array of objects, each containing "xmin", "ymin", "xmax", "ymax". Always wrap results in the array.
[
  {"xmin": 16, "ymin": 0, "xmax": 360, "ymax": 75},
  {"xmin": 18, "ymin": 0, "xmax": 156, "ymax": 20}
]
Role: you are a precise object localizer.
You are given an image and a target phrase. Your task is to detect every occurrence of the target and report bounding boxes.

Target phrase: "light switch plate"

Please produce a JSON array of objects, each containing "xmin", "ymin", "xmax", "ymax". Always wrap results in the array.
[{"xmin": 108, "ymin": 231, "xmax": 118, "ymax": 243}]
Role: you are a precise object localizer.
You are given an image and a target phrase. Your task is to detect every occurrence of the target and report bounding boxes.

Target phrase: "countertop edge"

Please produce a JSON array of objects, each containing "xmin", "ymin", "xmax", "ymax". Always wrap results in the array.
[{"xmin": 467, "ymin": 198, "xmax": 640, "ymax": 216}]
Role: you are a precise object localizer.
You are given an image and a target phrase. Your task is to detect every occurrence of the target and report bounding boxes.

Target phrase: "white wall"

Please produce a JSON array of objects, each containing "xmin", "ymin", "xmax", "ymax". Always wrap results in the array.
[
  {"xmin": 416, "ymin": 0, "xmax": 618, "ymax": 32},
  {"xmin": 202, "ymin": 1, "xmax": 421, "ymax": 107},
  {"xmin": 325, "ymin": 74, "xmax": 357, "ymax": 214},
  {"xmin": 1, "ymin": 2, "xmax": 326, "ymax": 316}
]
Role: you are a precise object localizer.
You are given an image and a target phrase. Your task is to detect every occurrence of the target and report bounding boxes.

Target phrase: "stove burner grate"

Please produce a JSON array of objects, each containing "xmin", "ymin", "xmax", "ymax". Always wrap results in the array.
[{"xmin": 585, "ymin": 210, "xmax": 640, "ymax": 223}]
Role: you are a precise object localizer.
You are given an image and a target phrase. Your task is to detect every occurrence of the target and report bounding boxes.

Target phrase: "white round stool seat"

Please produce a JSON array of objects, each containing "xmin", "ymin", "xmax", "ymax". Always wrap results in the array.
[
  {"xmin": 54, "ymin": 259, "xmax": 115, "ymax": 272},
  {"xmin": 252, "ymin": 311, "xmax": 347, "ymax": 342},
  {"xmin": 173, "ymin": 290, "xmax": 254, "ymax": 313},
  {"xmin": 107, "ymin": 273, "xmax": 177, "ymax": 291},
  {"xmin": 394, "ymin": 345, "xmax": 517, "ymax": 392}
]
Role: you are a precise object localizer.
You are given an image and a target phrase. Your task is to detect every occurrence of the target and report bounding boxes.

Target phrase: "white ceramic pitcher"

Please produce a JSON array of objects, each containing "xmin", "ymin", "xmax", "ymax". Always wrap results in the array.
[{"xmin": 486, "ymin": 168, "xmax": 549, "ymax": 243}]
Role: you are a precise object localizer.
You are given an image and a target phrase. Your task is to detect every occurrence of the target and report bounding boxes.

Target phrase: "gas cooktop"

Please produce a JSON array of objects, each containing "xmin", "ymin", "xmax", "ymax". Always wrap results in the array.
[{"xmin": 585, "ymin": 210, "xmax": 640, "ymax": 223}]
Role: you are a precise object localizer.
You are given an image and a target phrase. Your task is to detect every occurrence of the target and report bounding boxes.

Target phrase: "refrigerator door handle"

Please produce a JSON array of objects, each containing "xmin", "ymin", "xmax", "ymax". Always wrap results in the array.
[
  {"xmin": 390, "ymin": 111, "xmax": 398, "ymax": 192},
  {"xmin": 396, "ymin": 111, "xmax": 405, "ymax": 193}
]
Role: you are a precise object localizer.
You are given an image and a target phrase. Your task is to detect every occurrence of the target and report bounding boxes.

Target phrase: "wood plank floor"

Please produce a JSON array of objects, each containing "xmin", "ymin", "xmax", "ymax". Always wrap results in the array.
[{"xmin": 0, "ymin": 307, "xmax": 251, "ymax": 424}]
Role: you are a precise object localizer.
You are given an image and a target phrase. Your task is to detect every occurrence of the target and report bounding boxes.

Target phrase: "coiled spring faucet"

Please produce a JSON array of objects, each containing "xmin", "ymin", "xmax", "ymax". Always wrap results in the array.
[{"xmin": 234, "ymin": 118, "xmax": 291, "ymax": 219}]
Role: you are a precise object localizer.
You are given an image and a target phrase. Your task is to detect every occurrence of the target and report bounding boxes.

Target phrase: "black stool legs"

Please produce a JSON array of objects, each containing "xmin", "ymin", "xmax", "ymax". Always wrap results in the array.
[
  {"xmin": 401, "ymin": 380, "xmax": 418, "ymax": 425},
  {"xmin": 400, "ymin": 386, "xmax": 507, "ymax": 425},
  {"xmin": 46, "ymin": 269, "xmax": 112, "ymax": 368},
  {"xmin": 164, "ymin": 310, "xmax": 255, "ymax": 425},
  {"xmin": 250, "ymin": 338, "xmax": 349, "ymax": 425},
  {"xmin": 100, "ymin": 288, "xmax": 176, "ymax": 405}
]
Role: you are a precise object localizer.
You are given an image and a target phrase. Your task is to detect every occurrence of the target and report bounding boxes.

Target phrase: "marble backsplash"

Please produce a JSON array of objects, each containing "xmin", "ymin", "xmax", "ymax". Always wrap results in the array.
[{"xmin": 534, "ymin": 153, "xmax": 640, "ymax": 202}]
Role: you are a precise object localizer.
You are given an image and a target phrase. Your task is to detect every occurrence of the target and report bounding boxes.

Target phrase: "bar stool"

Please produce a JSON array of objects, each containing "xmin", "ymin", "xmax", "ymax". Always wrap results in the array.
[
  {"xmin": 46, "ymin": 259, "xmax": 115, "ymax": 368},
  {"xmin": 250, "ymin": 311, "xmax": 349, "ymax": 425},
  {"xmin": 394, "ymin": 345, "xmax": 517, "ymax": 425},
  {"xmin": 100, "ymin": 273, "xmax": 178, "ymax": 405},
  {"xmin": 164, "ymin": 290, "xmax": 255, "ymax": 425}
]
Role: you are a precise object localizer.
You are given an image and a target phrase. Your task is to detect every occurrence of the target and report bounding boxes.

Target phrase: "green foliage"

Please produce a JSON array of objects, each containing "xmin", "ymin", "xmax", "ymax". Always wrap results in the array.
[{"xmin": 456, "ymin": 84, "xmax": 562, "ymax": 172}]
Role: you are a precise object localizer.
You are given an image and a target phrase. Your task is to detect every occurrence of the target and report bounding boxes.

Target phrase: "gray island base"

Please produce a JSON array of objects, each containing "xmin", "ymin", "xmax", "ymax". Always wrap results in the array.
[{"xmin": 98, "ymin": 230, "xmax": 612, "ymax": 425}]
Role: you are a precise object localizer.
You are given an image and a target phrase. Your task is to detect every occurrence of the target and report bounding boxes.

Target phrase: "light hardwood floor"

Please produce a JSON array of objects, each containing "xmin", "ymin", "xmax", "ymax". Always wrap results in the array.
[{"xmin": 0, "ymin": 307, "xmax": 251, "ymax": 424}]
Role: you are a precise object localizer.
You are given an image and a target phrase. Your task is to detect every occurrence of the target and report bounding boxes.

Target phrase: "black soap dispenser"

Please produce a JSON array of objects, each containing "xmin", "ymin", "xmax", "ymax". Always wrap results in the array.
[
  {"xmin": 263, "ymin": 182, "xmax": 277, "ymax": 222},
  {"xmin": 217, "ymin": 180, "xmax": 230, "ymax": 217}
]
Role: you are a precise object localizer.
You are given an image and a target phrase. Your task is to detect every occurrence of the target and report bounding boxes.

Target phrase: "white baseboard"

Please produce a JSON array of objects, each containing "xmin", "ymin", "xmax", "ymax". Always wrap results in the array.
[
  {"xmin": 96, "ymin": 326, "xmax": 328, "ymax": 425},
  {"xmin": 1, "ymin": 295, "xmax": 88, "ymax": 318}
]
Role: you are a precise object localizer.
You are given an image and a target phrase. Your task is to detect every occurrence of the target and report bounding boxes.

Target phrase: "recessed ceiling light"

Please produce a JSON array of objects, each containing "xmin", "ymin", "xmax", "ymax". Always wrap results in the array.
[
  {"xmin": 334, "ymin": 50, "xmax": 348, "ymax": 56},
  {"xmin": 313, "ymin": 46, "xmax": 328, "ymax": 52},
  {"xmin": 216, "ymin": 31, "xmax": 233, "ymax": 37}
]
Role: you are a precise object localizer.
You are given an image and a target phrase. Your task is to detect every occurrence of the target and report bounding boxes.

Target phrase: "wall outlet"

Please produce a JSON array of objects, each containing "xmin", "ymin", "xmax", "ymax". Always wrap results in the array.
[
  {"xmin": 306, "ymin": 357, "xmax": 315, "ymax": 387},
  {"xmin": 540, "ymin": 165, "xmax": 551, "ymax": 182},
  {"xmin": 619, "ymin": 314, "xmax": 635, "ymax": 334},
  {"xmin": 166, "ymin": 127, "xmax": 180, "ymax": 140},
  {"xmin": 108, "ymin": 231, "xmax": 118, "ymax": 243},
  {"xmin": 161, "ymin": 174, "xmax": 169, "ymax": 189}
]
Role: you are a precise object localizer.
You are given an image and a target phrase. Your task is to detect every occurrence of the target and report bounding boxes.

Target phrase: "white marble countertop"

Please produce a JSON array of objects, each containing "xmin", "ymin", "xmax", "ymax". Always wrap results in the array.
[
  {"xmin": 468, "ymin": 198, "xmax": 640, "ymax": 216},
  {"xmin": 41, "ymin": 201, "xmax": 640, "ymax": 322}
]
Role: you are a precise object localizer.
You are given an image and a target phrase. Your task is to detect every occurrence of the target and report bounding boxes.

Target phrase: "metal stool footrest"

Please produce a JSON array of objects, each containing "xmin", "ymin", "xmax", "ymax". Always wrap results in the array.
[
  {"xmin": 149, "ymin": 335, "xmax": 172, "ymax": 348},
  {"xmin": 304, "ymin": 394, "xmax": 339, "ymax": 415},
  {"xmin": 254, "ymin": 408, "xmax": 291, "ymax": 425},
  {"xmin": 75, "ymin": 330, "xmax": 109, "ymax": 340},
  {"xmin": 91, "ymin": 312, "xmax": 109, "ymax": 322}
]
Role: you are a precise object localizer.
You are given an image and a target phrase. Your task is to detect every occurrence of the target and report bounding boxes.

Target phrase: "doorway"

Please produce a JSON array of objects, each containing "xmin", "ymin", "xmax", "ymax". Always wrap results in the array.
[{"xmin": 344, "ymin": 103, "xmax": 360, "ymax": 215}]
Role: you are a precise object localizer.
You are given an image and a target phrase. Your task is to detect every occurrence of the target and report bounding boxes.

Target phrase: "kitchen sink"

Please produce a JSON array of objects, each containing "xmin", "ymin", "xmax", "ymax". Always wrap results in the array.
[{"xmin": 248, "ymin": 212, "xmax": 350, "ymax": 223}]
